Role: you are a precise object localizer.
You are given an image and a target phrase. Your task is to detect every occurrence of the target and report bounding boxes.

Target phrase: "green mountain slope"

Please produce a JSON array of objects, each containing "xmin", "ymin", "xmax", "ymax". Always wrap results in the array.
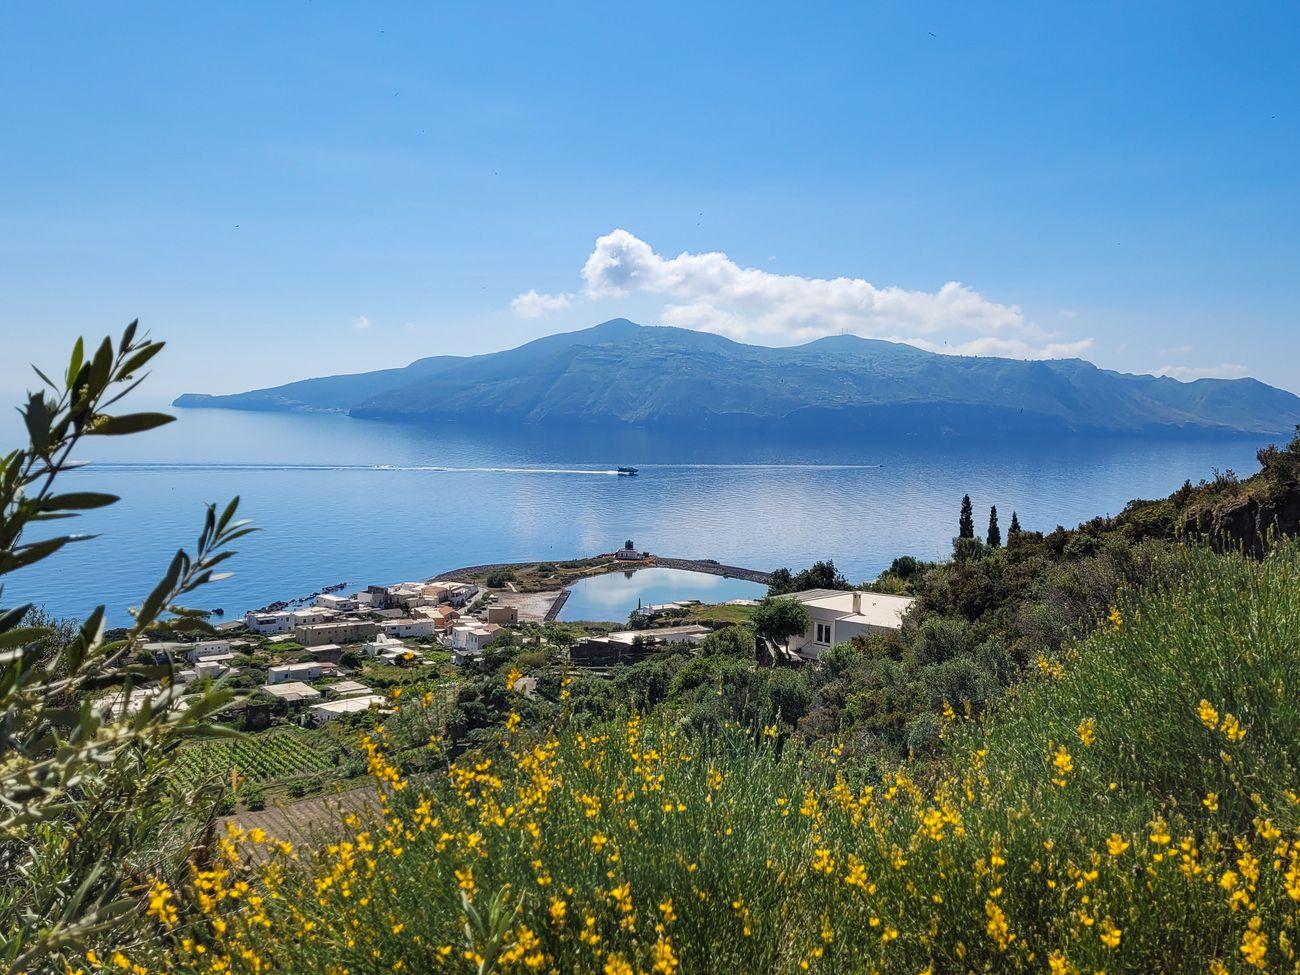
[{"xmin": 174, "ymin": 319, "xmax": 1300, "ymax": 437}]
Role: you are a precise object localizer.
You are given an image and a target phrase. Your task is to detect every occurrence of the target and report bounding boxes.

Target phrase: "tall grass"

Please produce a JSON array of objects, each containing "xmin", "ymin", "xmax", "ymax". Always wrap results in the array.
[{"xmin": 111, "ymin": 545, "xmax": 1300, "ymax": 974}]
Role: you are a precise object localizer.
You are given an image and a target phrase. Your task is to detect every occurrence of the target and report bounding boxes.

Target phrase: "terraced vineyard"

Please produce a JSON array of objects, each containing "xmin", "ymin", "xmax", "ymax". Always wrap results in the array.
[{"xmin": 172, "ymin": 728, "xmax": 338, "ymax": 790}]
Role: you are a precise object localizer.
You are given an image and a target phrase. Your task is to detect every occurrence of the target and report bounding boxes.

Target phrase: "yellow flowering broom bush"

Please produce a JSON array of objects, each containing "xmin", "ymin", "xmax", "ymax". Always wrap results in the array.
[{"xmin": 116, "ymin": 543, "xmax": 1300, "ymax": 974}]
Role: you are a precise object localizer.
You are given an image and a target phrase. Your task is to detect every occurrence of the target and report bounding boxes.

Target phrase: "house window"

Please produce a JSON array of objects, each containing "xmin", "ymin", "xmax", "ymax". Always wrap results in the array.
[{"xmin": 814, "ymin": 623, "xmax": 832, "ymax": 645}]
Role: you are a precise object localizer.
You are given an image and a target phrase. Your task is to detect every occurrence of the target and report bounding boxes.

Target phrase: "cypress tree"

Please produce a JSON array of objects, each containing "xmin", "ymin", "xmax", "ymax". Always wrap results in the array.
[
  {"xmin": 987, "ymin": 506, "xmax": 1002, "ymax": 548},
  {"xmin": 1008, "ymin": 510, "xmax": 1022, "ymax": 540},
  {"xmin": 959, "ymin": 494, "xmax": 975, "ymax": 539}
]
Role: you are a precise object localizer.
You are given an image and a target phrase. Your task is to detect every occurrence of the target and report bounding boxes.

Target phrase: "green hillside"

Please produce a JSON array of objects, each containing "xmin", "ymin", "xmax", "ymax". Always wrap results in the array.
[{"xmin": 131, "ymin": 542, "xmax": 1300, "ymax": 974}]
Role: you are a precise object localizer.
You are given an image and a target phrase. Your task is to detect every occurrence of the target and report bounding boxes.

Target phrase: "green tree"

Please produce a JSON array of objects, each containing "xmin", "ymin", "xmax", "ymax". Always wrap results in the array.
[
  {"xmin": 752, "ymin": 597, "xmax": 811, "ymax": 647},
  {"xmin": 765, "ymin": 567, "xmax": 795, "ymax": 596},
  {"xmin": 698, "ymin": 624, "xmax": 757, "ymax": 659},
  {"xmin": 959, "ymin": 494, "xmax": 975, "ymax": 539},
  {"xmin": 1, "ymin": 323, "xmax": 248, "ymax": 973},
  {"xmin": 484, "ymin": 569, "xmax": 514, "ymax": 589},
  {"xmin": 986, "ymin": 506, "xmax": 1001, "ymax": 548},
  {"xmin": 795, "ymin": 560, "xmax": 849, "ymax": 591},
  {"xmin": 1008, "ymin": 510, "xmax": 1022, "ymax": 541}
]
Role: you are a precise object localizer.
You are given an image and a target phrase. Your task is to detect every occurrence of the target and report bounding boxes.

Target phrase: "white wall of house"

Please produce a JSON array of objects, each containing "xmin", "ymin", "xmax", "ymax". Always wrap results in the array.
[
  {"xmin": 244, "ymin": 611, "xmax": 294, "ymax": 634},
  {"xmin": 315, "ymin": 594, "xmax": 358, "ymax": 612},
  {"xmin": 364, "ymin": 634, "xmax": 408, "ymax": 658},
  {"xmin": 784, "ymin": 590, "xmax": 916, "ymax": 661},
  {"xmin": 185, "ymin": 639, "xmax": 232, "ymax": 662},
  {"xmin": 267, "ymin": 662, "xmax": 331, "ymax": 685},
  {"xmin": 382, "ymin": 618, "xmax": 437, "ymax": 639}
]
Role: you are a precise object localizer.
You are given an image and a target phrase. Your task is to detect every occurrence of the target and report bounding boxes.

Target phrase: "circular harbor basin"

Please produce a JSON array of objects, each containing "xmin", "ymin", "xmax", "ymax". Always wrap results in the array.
[{"xmin": 557, "ymin": 567, "xmax": 765, "ymax": 623}]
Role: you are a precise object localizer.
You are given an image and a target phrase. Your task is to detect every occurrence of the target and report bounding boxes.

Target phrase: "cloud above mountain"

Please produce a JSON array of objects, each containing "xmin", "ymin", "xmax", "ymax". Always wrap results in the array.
[
  {"xmin": 1154, "ymin": 362, "xmax": 1251, "ymax": 381},
  {"xmin": 512, "ymin": 229, "xmax": 1092, "ymax": 359}
]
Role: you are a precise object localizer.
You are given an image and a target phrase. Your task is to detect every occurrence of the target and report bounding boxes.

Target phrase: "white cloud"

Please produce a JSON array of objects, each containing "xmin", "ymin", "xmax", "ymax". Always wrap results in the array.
[
  {"xmin": 352, "ymin": 315, "xmax": 372, "ymax": 330},
  {"xmin": 513, "ymin": 229, "xmax": 1092, "ymax": 358},
  {"xmin": 510, "ymin": 289, "xmax": 573, "ymax": 318},
  {"xmin": 1153, "ymin": 363, "xmax": 1251, "ymax": 381},
  {"xmin": 900, "ymin": 335, "xmax": 1095, "ymax": 360}
]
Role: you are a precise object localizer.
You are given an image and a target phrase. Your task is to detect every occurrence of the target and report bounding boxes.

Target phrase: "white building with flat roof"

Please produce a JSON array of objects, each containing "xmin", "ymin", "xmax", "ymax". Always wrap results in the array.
[
  {"xmin": 267, "ymin": 661, "xmax": 338, "ymax": 685},
  {"xmin": 449, "ymin": 623, "xmax": 501, "ymax": 663},
  {"xmin": 325, "ymin": 679, "xmax": 373, "ymax": 698},
  {"xmin": 184, "ymin": 639, "xmax": 232, "ymax": 663},
  {"xmin": 780, "ymin": 589, "xmax": 915, "ymax": 662},
  {"xmin": 315, "ymin": 593, "xmax": 358, "ymax": 613},
  {"xmin": 260, "ymin": 681, "xmax": 321, "ymax": 703},
  {"xmin": 308, "ymin": 694, "xmax": 388, "ymax": 722},
  {"xmin": 244, "ymin": 610, "xmax": 294, "ymax": 634},
  {"xmin": 382, "ymin": 617, "xmax": 438, "ymax": 639},
  {"xmin": 291, "ymin": 607, "xmax": 338, "ymax": 627}
]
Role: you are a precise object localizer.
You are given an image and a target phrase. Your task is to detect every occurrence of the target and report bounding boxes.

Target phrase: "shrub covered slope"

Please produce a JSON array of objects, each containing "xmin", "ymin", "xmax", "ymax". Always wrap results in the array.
[{"xmin": 129, "ymin": 543, "xmax": 1300, "ymax": 975}]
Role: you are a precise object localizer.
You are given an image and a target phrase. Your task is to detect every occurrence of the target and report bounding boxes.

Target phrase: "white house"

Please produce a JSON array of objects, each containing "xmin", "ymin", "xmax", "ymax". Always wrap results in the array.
[
  {"xmin": 780, "ymin": 589, "xmax": 915, "ymax": 661},
  {"xmin": 267, "ymin": 661, "xmax": 338, "ymax": 685},
  {"xmin": 382, "ymin": 617, "xmax": 438, "ymax": 639},
  {"xmin": 308, "ymin": 694, "xmax": 388, "ymax": 723},
  {"xmin": 364, "ymin": 633, "xmax": 406, "ymax": 657},
  {"xmin": 449, "ymin": 623, "xmax": 500, "ymax": 663},
  {"xmin": 324, "ymin": 679, "xmax": 373, "ymax": 699},
  {"xmin": 364, "ymin": 633, "xmax": 417, "ymax": 666},
  {"xmin": 314, "ymin": 593, "xmax": 358, "ymax": 613},
  {"xmin": 260, "ymin": 681, "xmax": 321, "ymax": 703},
  {"xmin": 184, "ymin": 639, "xmax": 232, "ymax": 664},
  {"xmin": 442, "ymin": 583, "xmax": 479, "ymax": 608},
  {"xmin": 194, "ymin": 659, "xmax": 235, "ymax": 680},
  {"xmin": 244, "ymin": 610, "xmax": 294, "ymax": 634},
  {"xmin": 604, "ymin": 624, "xmax": 711, "ymax": 647},
  {"xmin": 291, "ymin": 607, "xmax": 338, "ymax": 628}
]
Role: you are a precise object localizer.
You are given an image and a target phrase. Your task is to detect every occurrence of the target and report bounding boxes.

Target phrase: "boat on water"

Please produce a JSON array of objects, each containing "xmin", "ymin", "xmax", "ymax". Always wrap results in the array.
[{"xmin": 617, "ymin": 466, "xmax": 638, "ymax": 476}]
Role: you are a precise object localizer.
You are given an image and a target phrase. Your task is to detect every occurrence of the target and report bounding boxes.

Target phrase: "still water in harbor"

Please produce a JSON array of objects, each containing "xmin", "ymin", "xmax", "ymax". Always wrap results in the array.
[
  {"xmin": 557, "ymin": 567, "xmax": 766, "ymax": 623},
  {"xmin": 4, "ymin": 407, "xmax": 1272, "ymax": 624}
]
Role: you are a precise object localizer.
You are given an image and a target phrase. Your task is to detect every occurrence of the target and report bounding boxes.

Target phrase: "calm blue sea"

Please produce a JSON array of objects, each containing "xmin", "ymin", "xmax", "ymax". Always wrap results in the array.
[{"xmin": 3, "ymin": 407, "xmax": 1270, "ymax": 625}]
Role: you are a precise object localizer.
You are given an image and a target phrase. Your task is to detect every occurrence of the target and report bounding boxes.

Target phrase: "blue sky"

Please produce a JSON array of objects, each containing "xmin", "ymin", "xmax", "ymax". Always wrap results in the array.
[{"xmin": 1, "ymin": 1, "xmax": 1297, "ymax": 401}]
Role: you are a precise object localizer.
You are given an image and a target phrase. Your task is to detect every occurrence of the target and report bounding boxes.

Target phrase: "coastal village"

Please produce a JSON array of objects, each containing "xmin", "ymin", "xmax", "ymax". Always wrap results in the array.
[{"xmin": 114, "ymin": 545, "xmax": 915, "ymax": 812}]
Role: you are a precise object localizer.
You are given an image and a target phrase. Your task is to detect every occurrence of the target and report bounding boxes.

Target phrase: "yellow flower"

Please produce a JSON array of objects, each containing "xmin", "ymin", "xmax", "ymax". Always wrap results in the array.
[
  {"xmin": 1051, "ymin": 745, "xmax": 1073, "ymax": 787},
  {"xmin": 811, "ymin": 848, "xmax": 835, "ymax": 874},
  {"xmin": 1220, "ymin": 712, "xmax": 1246, "ymax": 742},
  {"xmin": 1076, "ymin": 717, "xmax": 1095, "ymax": 747},
  {"xmin": 1197, "ymin": 699, "xmax": 1220, "ymax": 730},
  {"xmin": 1149, "ymin": 818, "xmax": 1172, "ymax": 845},
  {"xmin": 548, "ymin": 898, "xmax": 567, "ymax": 925},
  {"xmin": 1203, "ymin": 792, "xmax": 1219, "ymax": 812},
  {"xmin": 454, "ymin": 866, "xmax": 475, "ymax": 893},
  {"xmin": 579, "ymin": 915, "xmax": 601, "ymax": 946},
  {"xmin": 1099, "ymin": 918, "xmax": 1122, "ymax": 949},
  {"xmin": 984, "ymin": 899, "xmax": 1014, "ymax": 951},
  {"xmin": 651, "ymin": 937, "xmax": 679, "ymax": 975},
  {"xmin": 1108, "ymin": 606, "xmax": 1123, "ymax": 628},
  {"xmin": 145, "ymin": 879, "xmax": 178, "ymax": 926},
  {"xmin": 1106, "ymin": 834, "xmax": 1129, "ymax": 857},
  {"xmin": 1240, "ymin": 919, "xmax": 1268, "ymax": 969}
]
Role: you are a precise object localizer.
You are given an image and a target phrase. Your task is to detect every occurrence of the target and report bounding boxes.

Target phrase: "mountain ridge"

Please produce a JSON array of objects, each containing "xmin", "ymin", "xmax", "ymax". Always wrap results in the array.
[{"xmin": 173, "ymin": 319, "xmax": 1300, "ymax": 438}]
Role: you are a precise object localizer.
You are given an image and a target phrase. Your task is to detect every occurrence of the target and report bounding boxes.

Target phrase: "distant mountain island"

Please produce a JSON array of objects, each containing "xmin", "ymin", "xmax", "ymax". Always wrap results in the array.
[{"xmin": 174, "ymin": 319, "xmax": 1300, "ymax": 438}]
